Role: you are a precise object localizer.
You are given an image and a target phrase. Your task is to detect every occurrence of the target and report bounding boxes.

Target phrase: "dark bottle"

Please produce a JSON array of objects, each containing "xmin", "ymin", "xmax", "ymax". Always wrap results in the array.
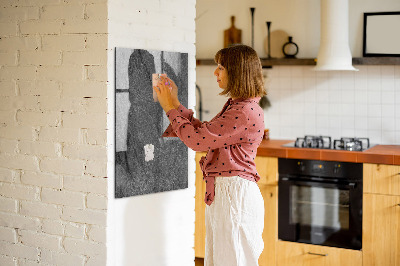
[{"xmin": 282, "ymin": 36, "xmax": 299, "ymax": 58}]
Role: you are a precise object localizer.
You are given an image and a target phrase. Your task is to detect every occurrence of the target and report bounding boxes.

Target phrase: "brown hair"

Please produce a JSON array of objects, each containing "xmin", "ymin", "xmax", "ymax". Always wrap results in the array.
[{"xmin": 214, "ymin": 44, "xmax": 266, "ymax": 99}]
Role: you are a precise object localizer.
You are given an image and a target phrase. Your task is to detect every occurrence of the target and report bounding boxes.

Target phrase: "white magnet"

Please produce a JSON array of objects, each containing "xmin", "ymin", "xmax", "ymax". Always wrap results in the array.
[{"xmin": 144, "ymin": 144, "xmax": 155, "ymax": 162}]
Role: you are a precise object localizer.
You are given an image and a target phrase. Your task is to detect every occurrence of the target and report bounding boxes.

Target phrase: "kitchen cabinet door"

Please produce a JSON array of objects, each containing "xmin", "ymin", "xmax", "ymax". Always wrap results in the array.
[
  {"xmin": 276, "ymin": 241, "xmax": 362, "ymax": 266},
  {"xmin": 259, "ymin": 185, "xmax": 278, "ymax": 266},
  {"xmin": 363, "ymin": 193, "xmax": 400, "ymax": 266},
  {"xmin": 195, "ymin": 152, "xmax": 207, "ymax": 258},
  {"xmin": 364, "ymin": 164, "xmax": 400, "ymax": 196},
  {"xmin": 255, "ymin": 156, "xmax": 278, "ymax": 186}
]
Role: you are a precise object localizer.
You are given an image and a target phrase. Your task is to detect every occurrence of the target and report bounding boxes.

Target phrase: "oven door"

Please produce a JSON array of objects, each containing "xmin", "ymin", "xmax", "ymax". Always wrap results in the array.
[{"xmin": 278, "ymin": 176, "xmax": 362, "ymax": 250}]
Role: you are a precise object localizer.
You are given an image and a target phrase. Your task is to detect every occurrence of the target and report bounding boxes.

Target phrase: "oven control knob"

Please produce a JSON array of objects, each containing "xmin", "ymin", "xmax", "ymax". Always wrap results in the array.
[
  {"xmin": 297, "ymin": 161, "xmax": 305, "ymax": 171},
  {"xmin": 334, "ymin": 164, "xmax": 341, "ymax": 174}
]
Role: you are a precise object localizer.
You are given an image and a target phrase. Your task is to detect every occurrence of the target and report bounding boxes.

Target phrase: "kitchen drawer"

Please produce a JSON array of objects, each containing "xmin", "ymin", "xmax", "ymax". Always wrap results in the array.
[
  {"xmin": 364, "ymin": 164, "xmax": 400, "ymax": 196},
  {"xmin": 276, "ymin": 241, "xmax": 362, "ymax": 266},
  {"xmin": 255, "ymin": 156, "xmax": 278, "ymax": 186}
]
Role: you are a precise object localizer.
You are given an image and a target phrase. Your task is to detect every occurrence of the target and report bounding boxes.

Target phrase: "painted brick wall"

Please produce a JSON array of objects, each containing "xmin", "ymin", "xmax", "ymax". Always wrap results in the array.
[
  {"xmin": 0, "ymin": 1, "xmax": 108, "ymax": 265},
  {"xmin": 107, "ymin": 0, "xmax": 197, "ymax": 265}
]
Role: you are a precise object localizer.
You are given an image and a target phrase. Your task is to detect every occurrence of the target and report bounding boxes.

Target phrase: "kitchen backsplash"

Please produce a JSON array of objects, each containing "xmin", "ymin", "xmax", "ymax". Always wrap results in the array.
[{"xmin": 196, "ymin": 65, "xmax": 400, "ymax": 145}]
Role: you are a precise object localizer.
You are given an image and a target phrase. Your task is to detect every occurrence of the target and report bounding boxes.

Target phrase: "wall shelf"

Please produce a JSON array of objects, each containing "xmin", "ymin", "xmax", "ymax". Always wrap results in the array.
[
  {"xmin": 352, "ymin": 57, "xmax": 400, "ymax": 65},
  {"xmin": 196, "ymin": 57, "xmax": 400, "ymax": 67}
]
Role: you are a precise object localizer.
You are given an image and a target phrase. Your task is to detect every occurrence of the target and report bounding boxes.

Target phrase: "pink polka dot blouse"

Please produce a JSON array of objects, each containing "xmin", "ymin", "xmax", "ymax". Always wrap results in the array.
[{"xmin": 162, "ymin": 97, "xmax": 265, "ymax": 205}]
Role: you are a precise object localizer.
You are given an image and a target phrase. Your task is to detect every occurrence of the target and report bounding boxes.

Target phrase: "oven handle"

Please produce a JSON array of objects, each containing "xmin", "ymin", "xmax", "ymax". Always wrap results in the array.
[{"xmin": 280, "ymin": 177, "xmax": 357, "ymax": 189}]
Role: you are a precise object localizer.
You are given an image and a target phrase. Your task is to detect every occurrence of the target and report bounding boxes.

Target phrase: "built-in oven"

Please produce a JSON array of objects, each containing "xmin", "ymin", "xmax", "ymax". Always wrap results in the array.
[{"xmin": 278, "ymin": 158, "xmax": 363, "ymax": 250}]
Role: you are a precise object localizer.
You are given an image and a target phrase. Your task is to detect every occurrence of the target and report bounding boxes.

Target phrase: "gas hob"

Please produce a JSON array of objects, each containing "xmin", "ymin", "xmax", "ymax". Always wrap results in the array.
[{"xmin": 282, "ymin": 135, "xmax": 375, "ymax": 151}]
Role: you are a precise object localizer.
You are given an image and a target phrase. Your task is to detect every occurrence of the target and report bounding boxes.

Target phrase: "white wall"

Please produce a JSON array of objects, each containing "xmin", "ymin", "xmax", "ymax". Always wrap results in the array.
[
  {"xmin": 196, "ymin": 0, "xmax": 400, "ymax": 58},
  {"xmin": 196, "ymin": 0, "xmax": 400, "ymax": 145},
  {"xmin": 107, "ymin": 1, "xmax": 197, "ymax": 266},
  {"xmin": 196, "ymin": 0, "xmax": 319, "ymax": 59},
  {"xmin": 265, "ymin": 65, "xmax": 400, "ymax": 144}
]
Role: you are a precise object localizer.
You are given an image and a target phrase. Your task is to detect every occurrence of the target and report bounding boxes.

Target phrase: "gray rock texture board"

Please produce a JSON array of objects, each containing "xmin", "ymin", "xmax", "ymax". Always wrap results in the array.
[{"xmin": 115, "ymin": 47, "xmax": 188, "ymax": 198}]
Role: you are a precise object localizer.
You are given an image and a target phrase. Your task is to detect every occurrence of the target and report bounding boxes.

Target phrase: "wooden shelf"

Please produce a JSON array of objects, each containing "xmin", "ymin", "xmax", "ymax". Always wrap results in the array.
[
  {"xmin": 196, "ymin": 58, "xmax": 315, "ymax": 68},
  {"xmin": 260, "ymin": 58, "xmax": 316, "ymax": 67},
  {"xmin": 352, "ymin": 57, "xmax": 400, "ymax": 65},
  {"xmin": 196, "ymin": 57, "xmax": 400, "ymax": 67}
]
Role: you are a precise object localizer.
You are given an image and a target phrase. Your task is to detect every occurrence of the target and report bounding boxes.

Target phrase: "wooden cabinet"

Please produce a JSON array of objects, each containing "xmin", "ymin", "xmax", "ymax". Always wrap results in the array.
[
  {"xmin": 363, "ymin": 193, "xmax": 400, "ymax": 266},
  {"xmin": 194, "ymin": 158, "xmax": 400, "ymax": 265},
  {"xmin": 258, "ymin": 184, "xmax": 278, "ymax": 266},
  {"xmin": 276, "ymin": 241, "xmax": 362, "ymax": 266},
  {"xmin": 255, "ymin": 156, "xmax": 278, "ymax": 186},
  {"xmin": 363, "ymin": 163, "xmax": 400, "ymax": 196},
  {"xmin": 256, "ymin": 156, "xmax": 278, "ymax": 266},
  {"xmin": 195, "ymin": 152, "xmax": 207, "ymax": 258},
  {"xmin": 194, "ymin": 154, "xmax": 279, "ymax": 264},
  {"xmin": 363, "ymin": 163, "xmax": 400, "ymax": 266}
]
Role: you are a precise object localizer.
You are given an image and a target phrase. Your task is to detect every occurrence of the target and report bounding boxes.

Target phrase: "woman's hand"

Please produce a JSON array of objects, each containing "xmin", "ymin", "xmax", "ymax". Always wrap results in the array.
[
  {"xmin": 153, "ymin": 78, "xmax": 175, "ymax": 113},
  {"xmin": 166, "ymin": 77, "xmax": 180, "ymax": 109}
]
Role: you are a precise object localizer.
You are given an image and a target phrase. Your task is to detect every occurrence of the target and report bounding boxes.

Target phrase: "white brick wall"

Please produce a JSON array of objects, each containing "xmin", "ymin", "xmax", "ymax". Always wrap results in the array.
[
  {"xmin": 0, "ymin": 1, "xmax": 108, "ymax": 265},
  {"xmin": 1, "ymin": 0, "xmax": 198, "ymax": 264}
]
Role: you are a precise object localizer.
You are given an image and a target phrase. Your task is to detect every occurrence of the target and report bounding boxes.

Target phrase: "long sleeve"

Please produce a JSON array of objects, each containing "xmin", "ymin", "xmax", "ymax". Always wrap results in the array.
[
  {"xmin": 163, "ymin": 97, "xmax": 264, "ymax": 206},
  {"xmin": 165, "ymin": 106, "xmax": 249, "ymax": 151},
  {"xmin": 162, "ymin": 104, "xmax": 203, "ymax": 137}
]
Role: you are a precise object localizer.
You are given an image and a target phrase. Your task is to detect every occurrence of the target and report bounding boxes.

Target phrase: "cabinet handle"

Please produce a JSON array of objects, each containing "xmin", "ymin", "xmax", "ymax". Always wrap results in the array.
[
  {"xmin": 307, "ymin": 252, "xmax": 328, "ymax": 256},
  {"xmin": 397, "ymin": 204, "xmax": 400, "ymax": 207}
]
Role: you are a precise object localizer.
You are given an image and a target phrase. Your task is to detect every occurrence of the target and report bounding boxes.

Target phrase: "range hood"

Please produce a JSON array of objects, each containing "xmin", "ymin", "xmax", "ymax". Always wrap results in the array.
[{"xmin": 314, "ymin": 0, "xmax": 358, "ymax": 71}]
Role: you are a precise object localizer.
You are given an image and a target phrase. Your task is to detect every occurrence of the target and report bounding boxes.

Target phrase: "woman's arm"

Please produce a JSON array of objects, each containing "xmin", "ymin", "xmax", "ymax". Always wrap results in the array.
[
  {"xmin": 157, "ymin": 76, "xmax": 202, "ymax": 137},
  {"xmin": 162, "ymin": 104, "xmax": 203, "ymax": 137},
  {"xmin": 165, "ymin": 107, "xmax": 249, "ymax": 151}
]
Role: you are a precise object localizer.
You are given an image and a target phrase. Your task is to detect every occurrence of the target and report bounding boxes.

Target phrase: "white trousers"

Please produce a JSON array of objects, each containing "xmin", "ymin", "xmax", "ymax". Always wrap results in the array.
[{"xmin": 205, "ymin": 176, "xmax": 264, "ymax": 266}]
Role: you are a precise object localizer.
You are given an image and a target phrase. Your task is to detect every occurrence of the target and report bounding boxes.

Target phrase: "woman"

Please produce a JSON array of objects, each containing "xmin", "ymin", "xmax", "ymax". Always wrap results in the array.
[{"xmin": 154, "ymin": 44, "xmax": 266, "ymax": 266}]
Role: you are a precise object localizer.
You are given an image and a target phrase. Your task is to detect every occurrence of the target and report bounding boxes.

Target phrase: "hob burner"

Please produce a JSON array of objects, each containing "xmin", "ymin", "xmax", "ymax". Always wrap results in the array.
[
  {"xmin": 333, "ymin": 137, "xmax": 370, "ymax": 151},
  {"xmin": 295, "ymin": 135, "xmax": 331, "ymax": 149}
]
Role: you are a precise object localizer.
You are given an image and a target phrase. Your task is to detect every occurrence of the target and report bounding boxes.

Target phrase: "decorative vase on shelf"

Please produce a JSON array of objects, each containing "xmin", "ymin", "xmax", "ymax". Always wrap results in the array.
[{"xmin": 282, "ymin": 36, "xmax": 299, "ymax": 58}]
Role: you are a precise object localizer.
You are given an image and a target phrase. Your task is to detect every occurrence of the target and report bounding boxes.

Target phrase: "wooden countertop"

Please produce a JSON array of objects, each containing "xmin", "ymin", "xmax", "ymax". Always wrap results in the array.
[{"xmin": 256, "ymin": 139, "xmax": 400, "ymax": 165}]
